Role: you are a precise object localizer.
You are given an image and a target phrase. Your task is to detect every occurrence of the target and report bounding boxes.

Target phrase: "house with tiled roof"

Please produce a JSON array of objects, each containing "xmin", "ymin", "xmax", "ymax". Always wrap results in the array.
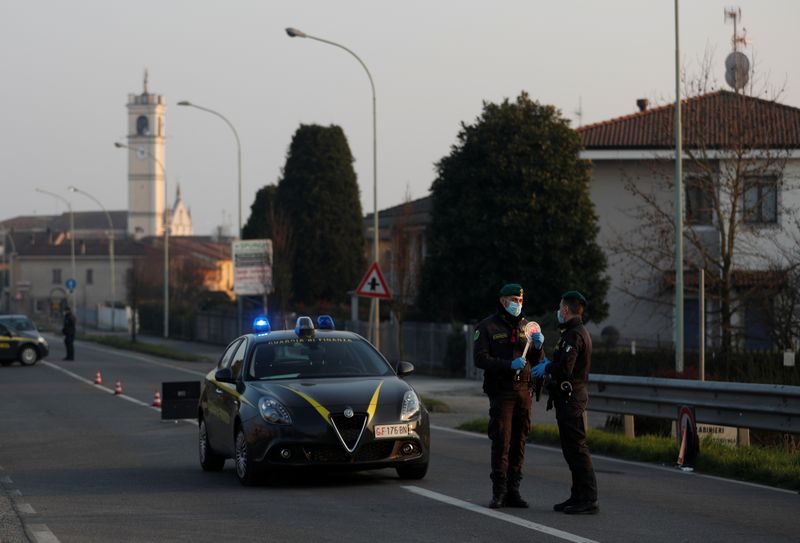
[{"xmin": 578, "ymin": 90, "xmax": 800, "ymax": 351}]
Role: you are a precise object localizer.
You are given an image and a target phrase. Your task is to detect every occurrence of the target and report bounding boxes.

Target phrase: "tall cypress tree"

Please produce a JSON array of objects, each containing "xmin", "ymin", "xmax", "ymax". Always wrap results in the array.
[
  {"xmin": 419, "ymin": 93, "xmax": 609, "ymax": 322},
  {"xmin": 277, "ymin": 124, "xmax": 366, "ymax": 304}
]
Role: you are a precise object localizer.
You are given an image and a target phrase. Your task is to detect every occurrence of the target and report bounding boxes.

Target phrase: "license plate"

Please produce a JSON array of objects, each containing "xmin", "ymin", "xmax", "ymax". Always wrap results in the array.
[{"xmin": 374, "ymin": 423, "xmax": 409, "ymax": 438}]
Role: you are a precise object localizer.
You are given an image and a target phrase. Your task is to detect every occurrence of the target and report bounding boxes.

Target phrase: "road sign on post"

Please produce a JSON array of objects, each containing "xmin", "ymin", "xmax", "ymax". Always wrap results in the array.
[
  {"xmin": 355, "ymin": 262, "xmax": 391, "ymax": 299},
  {"xmin": 233, "ymin": 239, "xmax": 273, "ymax": 296},
  {"xmin": 65, "ymin": 278, "xmax": 77, "ymax": 292}
]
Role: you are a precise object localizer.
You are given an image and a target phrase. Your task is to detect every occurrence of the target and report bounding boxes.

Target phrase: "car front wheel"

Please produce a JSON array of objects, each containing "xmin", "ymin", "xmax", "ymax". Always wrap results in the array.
[
  {"xmin": 199, "ymin": 419, "xmax": 225, "ymax": 472},
  {"xmin": 18, "ymin": 346, "xmax": 38, "ymax": 366},
  {"xmin": 234, "ymin": 428, "xmax": 261, "ymax": 486}
]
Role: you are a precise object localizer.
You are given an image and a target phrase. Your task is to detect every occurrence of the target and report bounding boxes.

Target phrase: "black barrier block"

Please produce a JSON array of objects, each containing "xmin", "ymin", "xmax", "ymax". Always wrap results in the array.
[{"xmin": 162, "ymin": 381, "xmax": 201, "ymax": 420}]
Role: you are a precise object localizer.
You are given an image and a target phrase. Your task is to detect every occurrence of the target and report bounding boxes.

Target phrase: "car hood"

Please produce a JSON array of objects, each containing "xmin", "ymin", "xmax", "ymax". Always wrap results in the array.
[{"xmin": 249, "ymin": 377, "xmax": 413, "ymax": 410}]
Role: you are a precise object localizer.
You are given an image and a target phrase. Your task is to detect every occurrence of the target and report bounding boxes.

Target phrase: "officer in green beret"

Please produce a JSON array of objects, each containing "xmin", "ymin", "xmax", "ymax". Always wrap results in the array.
[
  {"xmin": 532, "ymin": 290, "xmax": 598, "ymax": 514},
  {"xmin": 474, "ymin": 283, "xmax": 544, "ymax": 509}
]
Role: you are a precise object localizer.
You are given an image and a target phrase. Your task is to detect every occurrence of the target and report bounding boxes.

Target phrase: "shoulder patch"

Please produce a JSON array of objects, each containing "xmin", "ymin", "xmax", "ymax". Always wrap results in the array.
[
  {"xmin": 474, "ymin": 330, "xmax": 480, "ymax": 341},
  {"xmin": 492, "ymin": 332, "xmax": 509, "ymax": 340}
]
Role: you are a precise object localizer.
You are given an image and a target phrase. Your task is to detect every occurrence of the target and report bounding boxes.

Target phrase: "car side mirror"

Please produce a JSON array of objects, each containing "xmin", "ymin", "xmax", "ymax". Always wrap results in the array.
[
  {"xmin": 396, "ymin": 361, "xmax": 414, "ymax": 377},
  {"xmin": 214, "ymin": 367, "xmax": 235, "ymax": 383}
]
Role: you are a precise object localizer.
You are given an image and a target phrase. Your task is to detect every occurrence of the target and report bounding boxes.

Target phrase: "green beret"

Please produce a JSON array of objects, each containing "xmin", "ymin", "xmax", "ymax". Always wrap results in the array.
[
  {"xmin": 561, "ymin": 290, "xmax": 587, "ymax": 306},
  {"xmin": 498, "ymin": 283, "xmax": 523, "ymax": 297}
]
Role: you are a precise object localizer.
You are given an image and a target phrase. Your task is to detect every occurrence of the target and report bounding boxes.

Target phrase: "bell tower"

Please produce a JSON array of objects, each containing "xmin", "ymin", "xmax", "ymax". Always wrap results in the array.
[{"xmin": 126, "ymin": 70, "xmax": 167, "ymax": 237}]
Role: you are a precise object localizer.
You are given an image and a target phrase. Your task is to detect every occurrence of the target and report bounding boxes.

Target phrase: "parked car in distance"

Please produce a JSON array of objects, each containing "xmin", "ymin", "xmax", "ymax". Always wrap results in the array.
[{"xmin": 0, "ymin": 314, "xmax": 49, "ymax": 366}]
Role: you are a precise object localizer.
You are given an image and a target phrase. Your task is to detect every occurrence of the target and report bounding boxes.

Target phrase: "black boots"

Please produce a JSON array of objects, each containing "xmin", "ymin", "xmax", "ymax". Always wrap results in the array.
[
  {"xmin": 505, "ymin": 471, "xmax": 529, "ymax": 508},
  {"xmin": 553, "ymin": 497, "xmax": 578, "ymax": 511},
  {"xmin": 489, "ymin": 472, "xmax": 506, "ymax": 509}
]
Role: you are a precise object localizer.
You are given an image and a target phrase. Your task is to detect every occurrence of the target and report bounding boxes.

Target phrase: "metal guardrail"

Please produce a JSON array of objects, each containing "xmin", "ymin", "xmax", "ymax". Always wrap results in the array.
[{"xmin": 588, "ymin": 374, "xmax": 800, "ymax": 433}]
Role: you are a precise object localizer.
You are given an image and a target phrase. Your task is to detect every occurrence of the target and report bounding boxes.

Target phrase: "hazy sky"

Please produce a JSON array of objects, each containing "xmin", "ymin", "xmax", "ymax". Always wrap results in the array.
[{"xmin": 2, "ymin": 1, "xmax": 798, "ymax": 236}]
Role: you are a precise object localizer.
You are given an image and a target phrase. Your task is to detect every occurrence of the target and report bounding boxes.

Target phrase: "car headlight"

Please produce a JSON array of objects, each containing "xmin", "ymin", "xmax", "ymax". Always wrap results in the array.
[
  {"xmin": 259, "ymin": 398, "xmax": 292, "ymax": 425},
  {"xmin": 38, "ymin": 337, "xmax": 47, "ymax": 346},
  {"xmin": 400, "ymin": 390, "xmax": 420, "ymax": 421}
]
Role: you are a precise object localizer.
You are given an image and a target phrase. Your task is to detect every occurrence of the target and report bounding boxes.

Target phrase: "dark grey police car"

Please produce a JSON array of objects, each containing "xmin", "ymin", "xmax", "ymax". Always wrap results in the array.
[
  {"xmin": 198, "ymin": 316, "xmax": 430, "ymax": 485},
  {"xmin": 0, "ymin": 314, "xmax": 49, "ymax": 366}
]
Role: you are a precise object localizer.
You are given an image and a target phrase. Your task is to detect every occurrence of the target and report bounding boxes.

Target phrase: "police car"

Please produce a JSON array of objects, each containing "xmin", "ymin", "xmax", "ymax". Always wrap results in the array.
[
  {"xmin": 0, "ymin": 314, "xmax": 49, "ymax": 366},
  {"xmin": 198, "ymin": 315, "xmax": 430, "ymax": 485}
]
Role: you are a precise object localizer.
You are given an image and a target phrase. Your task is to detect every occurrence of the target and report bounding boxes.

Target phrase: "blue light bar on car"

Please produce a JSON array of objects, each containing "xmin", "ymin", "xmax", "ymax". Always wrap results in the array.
[
  {"xmin": 253, "ymin": 316, "xmax": 271, "ymax": 334},
  {"xmin": 294, "ymin": 316, "xmax": 315, "ymax": 337},
  {"xmin": 317, "ymin": 315, "xmax": 335, "ymax": 330}
]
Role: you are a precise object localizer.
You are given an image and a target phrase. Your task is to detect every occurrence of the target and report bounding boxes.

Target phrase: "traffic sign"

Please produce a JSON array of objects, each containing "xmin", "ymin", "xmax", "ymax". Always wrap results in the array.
[
  {"xmin": 355, "ymin": 262, "xmax": 391, "ymax": 299},
  {"xmin": 65, "ymin": 278, "xmax": 77, "ymax": 292}
]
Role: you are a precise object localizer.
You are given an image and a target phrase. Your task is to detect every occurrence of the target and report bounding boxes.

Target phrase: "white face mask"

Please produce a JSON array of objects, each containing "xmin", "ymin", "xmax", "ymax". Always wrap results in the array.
[
  {"xmin": 506, "ymin": 301, "xmax": 522, "ymax": 317},
  {"xmin": 556, "ymin": 309, "xmax": 565, "ymax": 324}
]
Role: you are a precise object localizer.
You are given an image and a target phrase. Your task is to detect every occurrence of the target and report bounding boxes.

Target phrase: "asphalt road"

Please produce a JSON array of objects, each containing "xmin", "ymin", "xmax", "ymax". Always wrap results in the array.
[{"xmin": 0, "ymin": 338, "xmax": 798, "ymax": 543}]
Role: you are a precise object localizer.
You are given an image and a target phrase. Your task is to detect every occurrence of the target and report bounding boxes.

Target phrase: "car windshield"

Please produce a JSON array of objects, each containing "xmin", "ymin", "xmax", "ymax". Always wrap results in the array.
[
  {"xmin": 0, "ymin": 317, "xmax": 36, "ymax": 332},
  {"xmin": 247, "ymin": 336, "xmax": 393, "ymax": 380}
]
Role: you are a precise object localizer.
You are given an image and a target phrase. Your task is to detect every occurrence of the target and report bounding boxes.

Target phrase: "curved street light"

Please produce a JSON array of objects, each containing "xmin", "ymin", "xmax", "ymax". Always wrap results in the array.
[
  {"xmin": 67, "ymin": 186, "xmax": 116, "ymax": 332},
  {"xmin": 114, "ymin": 141, "xmax": 170, "ymax": 338},
  {"xmin": 285, "ymin": 26, "xmax": 381, "ymax": 348},
  {"xmin": 35, "ymin": 188, "xmax": 77, "ymax": 311},
  {"xmin": 177, "ymin": 100, "xmax": 244, "ymax": 333}
]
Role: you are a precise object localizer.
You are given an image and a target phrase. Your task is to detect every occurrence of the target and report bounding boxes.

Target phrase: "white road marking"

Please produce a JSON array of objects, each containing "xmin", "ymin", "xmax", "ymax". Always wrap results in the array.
[
  {"xmin": 41, "ymin": 361, "xmax": 198, "ymax": 426},
  {"xmin": 16, "ymin": 503, "xmax": 35, "ymax": 514},
  {"xmin": 403, "ymin": 486, "xmax": 600, "ymax": 543},
  {"xmin": 431, "ymin": 424, "xmax": 797, "ymax": 495},
  {"xmin": 27, "ymin": 524, "xmax": 60, "ymax": 543}
]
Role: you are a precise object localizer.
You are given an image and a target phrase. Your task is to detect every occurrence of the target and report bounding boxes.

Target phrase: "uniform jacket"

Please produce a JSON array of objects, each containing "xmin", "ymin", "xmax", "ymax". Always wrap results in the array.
[
  {"xmin": 474, "ymin": 305, "xmax": 543, "ymax": 395},
  {"xmin": 62, "ymin": 313, "xmax": 76, "ymax": 338},
  {"xmin": 548, "ymin": 316, "xmax": 592, "ymax": 414}
]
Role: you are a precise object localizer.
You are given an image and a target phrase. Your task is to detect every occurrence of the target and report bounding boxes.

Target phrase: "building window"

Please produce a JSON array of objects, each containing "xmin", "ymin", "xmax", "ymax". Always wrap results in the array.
[
  {"xmin": 52, "ymin": 269, "xmax": 62, "ymax": 285},
  {"xmin": 744, "ymin": 301, "xmax": 773, "ymax": 350},
  {"xmin": 685, "ymin": 177, "xmax": 713, "ymax": 225},
  {"xmin": 86, "ymin": 269, "xmax": 94, "ymax": 285},
  {"xmin": 743, "ymin": 176, "xmax": 778, "ymax": 224}
]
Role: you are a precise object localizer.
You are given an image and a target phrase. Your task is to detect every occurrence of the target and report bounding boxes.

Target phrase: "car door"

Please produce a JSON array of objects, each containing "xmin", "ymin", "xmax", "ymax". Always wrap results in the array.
[
  {"xmin": 216, "ymin": 339, "xmax": 249, "ymax": 452},
  {"xmin": 0, "ymin": 323, "xmax": 17, "ymax": 362},
  {"xmin": 205, "ymin": 339, "xmax": 242, "ymax": 452}
]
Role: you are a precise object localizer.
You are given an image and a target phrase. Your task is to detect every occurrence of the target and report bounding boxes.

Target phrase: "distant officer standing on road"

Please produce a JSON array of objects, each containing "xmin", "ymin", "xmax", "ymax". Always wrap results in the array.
[
  {"xmin": 474, "ymin": 283, "xmax": 544, "ymax": 509},
  {"xmin": 62, "ymin": 306, "xmax": 76, "ymax": 361},
  {"xmin": 533, "ymin": 290, "xmax": 598, "ymax": 514}
]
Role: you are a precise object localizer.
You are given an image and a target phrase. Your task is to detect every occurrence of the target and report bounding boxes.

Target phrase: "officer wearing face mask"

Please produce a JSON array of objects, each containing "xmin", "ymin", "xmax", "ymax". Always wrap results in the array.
[
  {"xmin": 474, "ymin": 283, "xmax": 544, "ymax": 509},
  {"xmin": 532, "ymin": 290, "xmax": 598, "ymax": 514}
]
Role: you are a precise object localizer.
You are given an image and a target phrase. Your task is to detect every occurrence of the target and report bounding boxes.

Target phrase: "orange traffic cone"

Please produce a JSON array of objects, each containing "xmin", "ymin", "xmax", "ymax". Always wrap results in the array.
[
  {"xmin": 152, "ymin": 391, "xmax": 162, "ymax": 408},
  {"xmin": 114, "ymin": 381, "xmax": 123, "ymax": 395},
  {"xmin": 94, "ymin": 371, "xmax": 102, "ymax": 385}
]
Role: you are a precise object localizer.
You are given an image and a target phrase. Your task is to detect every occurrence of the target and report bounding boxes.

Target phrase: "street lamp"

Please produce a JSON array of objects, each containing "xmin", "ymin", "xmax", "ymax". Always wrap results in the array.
[
  {"xmin": 35, "ymin": 188, "xmax": 77, "ymax": 311},
  {"xmin": 68, "ymin": 186, "xmax": 116, "ymax": 332},
  {"xmin": 114, "ymin": 141, "xmax": 170, "ymax": 338},
  {"xmin": 673, "ymin": 0, "xmax": 685, "ymax": 372},
  {"xmin": 286, "ymin": 26, "xmax": 381, "ymax": 348},
  {"xmin": 177, "ymin": 100, "xmax": 244, "ymax": 333}
]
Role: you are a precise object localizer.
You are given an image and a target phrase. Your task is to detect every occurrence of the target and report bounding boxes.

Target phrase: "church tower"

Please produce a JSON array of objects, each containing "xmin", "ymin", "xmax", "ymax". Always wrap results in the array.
[{"xmin": 126, "ymin": 71, "xmax": 167, "ymax": 237}]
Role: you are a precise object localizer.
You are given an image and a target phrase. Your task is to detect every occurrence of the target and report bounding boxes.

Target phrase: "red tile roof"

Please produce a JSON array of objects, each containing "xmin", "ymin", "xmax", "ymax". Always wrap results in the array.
[{"xmin": 578, "ymin": 90, "xmax": 800, "ymax": 150}]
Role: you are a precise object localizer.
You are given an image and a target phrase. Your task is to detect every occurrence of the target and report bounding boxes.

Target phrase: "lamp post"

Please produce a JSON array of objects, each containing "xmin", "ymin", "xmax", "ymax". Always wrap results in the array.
[
  {"xmin": 286, "ymin": 26, "xmax": 381, "ymax": 348},
  {"xmin": 177, "ymin": 100, "xmax": 244, "ymax": 333},
  {"xmin": 68, "ymin": 186, "xmax": 116, "ymax": 332},
  {"xmin": 674, "ymin": 0, "xmax": 685, "ymax": 372},
  {"xmin": 114, "ymin": 141, "xmax": 170, "ymax": 338},
  {"xmin": 35, "ymin": 188, "xmax": 77, "ymax": 311}
]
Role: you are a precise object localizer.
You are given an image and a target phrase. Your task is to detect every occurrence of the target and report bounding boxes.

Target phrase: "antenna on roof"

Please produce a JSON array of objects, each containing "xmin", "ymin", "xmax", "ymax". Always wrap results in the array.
[
  {"xmin": 724, "ymin": 7, "xmax": 750, "ymax": 92},
  {"xmin": 573, "ymin": 96, "xmax": 583, "ymax": 128}
]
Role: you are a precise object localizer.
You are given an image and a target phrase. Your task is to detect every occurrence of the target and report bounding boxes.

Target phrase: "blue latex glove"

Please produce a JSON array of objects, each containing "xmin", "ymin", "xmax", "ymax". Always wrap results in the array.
[
  {"xmin": 510, "ymin": 357, "xmax": 526, "ymax": 371},
  {"xmin": 531, "ymin": 357, "xmax": 551, "ymax": 378},
  {"xmin": 531, "ymin": 332, "xmax": 544, "ymax": 349}
]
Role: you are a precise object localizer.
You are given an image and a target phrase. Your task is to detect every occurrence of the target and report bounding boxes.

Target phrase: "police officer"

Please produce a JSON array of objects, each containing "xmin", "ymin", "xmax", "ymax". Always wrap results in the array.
[
  {"xmin": 62, "ymin": 306, "xmax": 76, "ymax": 361},
  {"xmin": 474, "ymin": 283, "xmax": 544, "ymax": 509},
  {"xmin": 533, "ymin": 290, "xmax": 598, "ymax": 514}
]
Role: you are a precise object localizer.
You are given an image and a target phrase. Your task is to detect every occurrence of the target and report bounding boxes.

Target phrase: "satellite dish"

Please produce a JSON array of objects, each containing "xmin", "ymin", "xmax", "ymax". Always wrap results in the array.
[{"xmin": 725, "ymin": 51, "xmax": 750, "ymax": 90}]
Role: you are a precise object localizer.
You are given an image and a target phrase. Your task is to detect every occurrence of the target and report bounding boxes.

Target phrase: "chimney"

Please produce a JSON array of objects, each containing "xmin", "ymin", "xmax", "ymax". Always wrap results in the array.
[{"xmin": 636, "ymin": 98, "xmax": 649, "ymax": 112}]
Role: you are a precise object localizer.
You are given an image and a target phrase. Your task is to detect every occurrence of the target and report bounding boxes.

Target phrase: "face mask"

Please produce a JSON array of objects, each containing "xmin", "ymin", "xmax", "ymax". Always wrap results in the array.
[
  {"xmin": 506, "ymin": 301, "xmax": 522, "ymax": 317},
  {"xmin": 556, "ymin": 309, "xmax": 565, "ymax": 324}
]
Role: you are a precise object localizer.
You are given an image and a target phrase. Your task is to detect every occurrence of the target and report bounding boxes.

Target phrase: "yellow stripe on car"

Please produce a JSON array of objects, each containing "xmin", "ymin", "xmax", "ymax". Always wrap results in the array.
[
  {"xmin": 280, "ymin": 385, "xmax": 332, "ymax": 426},
  {"xmin": 366, "ymin": 381, "xmax": 383, "ymax": 426},
  {"xmin": 206, "ymin": 370, "xmax": 256, "ymax": 408}
]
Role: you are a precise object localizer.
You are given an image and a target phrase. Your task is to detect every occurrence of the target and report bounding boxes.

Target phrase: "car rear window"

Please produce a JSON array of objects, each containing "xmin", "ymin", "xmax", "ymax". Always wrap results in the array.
[{"xmin": 248, "ymin": 337, "xmax": 392, "ymax": 380}]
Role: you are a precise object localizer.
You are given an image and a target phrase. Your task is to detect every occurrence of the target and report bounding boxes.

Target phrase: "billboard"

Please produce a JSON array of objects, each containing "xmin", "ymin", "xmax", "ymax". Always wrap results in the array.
[{"xmin": 233, "ymin": 239, "xmax": 273, "ymax": 295}]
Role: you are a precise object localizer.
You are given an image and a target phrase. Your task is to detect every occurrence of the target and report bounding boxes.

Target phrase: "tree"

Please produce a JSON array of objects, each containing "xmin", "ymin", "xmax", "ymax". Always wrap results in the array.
[
  {"xmin": 419, "ymin": 93, "xmax": 609, "ymax": 322},
  {"xmin": 276, "ymin": 124, "xmax": 366, "ymax": 305}
]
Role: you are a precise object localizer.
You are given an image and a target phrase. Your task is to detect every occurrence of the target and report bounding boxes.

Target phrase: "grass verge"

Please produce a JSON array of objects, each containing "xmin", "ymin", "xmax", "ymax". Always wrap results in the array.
[
  {"xmin": 458, "ymin": 417, "xmax": 800, "ymax": 492},
  {"xmin": 78, "ymin": 334, "xmax": 212, "ymax": 363},
  {"xmin": 420, "ymin": 395, "xmax": 451, "ymax": 413}
]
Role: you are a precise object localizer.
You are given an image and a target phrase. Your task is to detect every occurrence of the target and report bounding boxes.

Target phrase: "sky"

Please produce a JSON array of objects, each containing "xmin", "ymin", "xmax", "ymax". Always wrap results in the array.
[{"xmin": 2, "ymin": 0, "xmax": 799, "ymax": 237}]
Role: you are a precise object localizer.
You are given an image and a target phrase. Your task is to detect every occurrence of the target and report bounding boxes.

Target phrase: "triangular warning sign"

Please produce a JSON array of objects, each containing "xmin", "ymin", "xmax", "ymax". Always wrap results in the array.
[{"xmin": 355, "ymin": 262, "xmax": 392, "ymax": 299}]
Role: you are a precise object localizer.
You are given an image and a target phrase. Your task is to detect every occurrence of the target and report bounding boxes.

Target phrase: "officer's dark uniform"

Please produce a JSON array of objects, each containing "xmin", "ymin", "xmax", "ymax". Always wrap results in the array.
[
  {"xmin": 62, "ymin": 308, "xmax": 76, "ymax": 361},
  {"xmin": 474, "ymin": 295, "xmax": 542, "ymax": 508},
  {"xmin": 547, "ymin": 305, "xmax": 598, "ymax": 513}
]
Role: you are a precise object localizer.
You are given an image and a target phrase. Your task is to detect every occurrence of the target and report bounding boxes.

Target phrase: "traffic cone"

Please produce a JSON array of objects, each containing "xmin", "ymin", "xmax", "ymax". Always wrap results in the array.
[
  {"xmin": 152, "ymin": 391, "xmax": 162, "ymax": 408},
  {"xmin": 94, "ymin": 371, "xmax": 102, "ymax": 385},
  {"xmin": 114, "ymin": 381, "xmax": 123, "ymax": 395}
]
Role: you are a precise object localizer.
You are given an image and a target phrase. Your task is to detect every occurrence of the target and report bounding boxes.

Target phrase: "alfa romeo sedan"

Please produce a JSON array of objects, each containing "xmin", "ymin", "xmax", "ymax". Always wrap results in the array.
[
  {"xmin": 0, "ymin": 314, "xmax": 49, "ymax": 366},
  {"xmin": 198, "ymin": 316, "xmax": 430, "ymax": 485}
]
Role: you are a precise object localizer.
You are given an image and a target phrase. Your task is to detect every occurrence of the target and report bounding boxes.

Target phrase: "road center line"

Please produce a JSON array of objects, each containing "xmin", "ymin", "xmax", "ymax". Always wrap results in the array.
[
  {"xmin": 27, "ymin": 523, "xmax": 61, "ymax": 543},
  {"xmin": 402, "ymin": 486, "xmax": 600, "ymax": 543}
]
